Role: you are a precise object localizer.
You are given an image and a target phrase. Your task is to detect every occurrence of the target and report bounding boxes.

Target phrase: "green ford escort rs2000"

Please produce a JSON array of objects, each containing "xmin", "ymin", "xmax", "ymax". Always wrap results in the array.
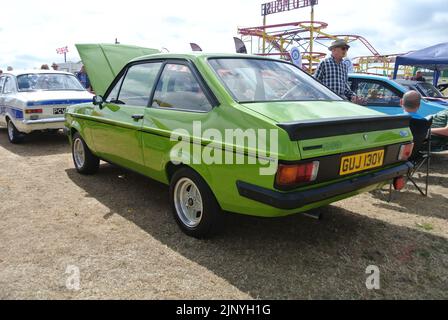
[{"xmin": 65, "ymin": 45, "xmax": 414, "ymax": 238}]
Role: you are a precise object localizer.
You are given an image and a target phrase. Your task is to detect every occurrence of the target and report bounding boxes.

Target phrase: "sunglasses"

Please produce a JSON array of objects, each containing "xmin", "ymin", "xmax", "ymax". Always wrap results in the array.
[{"xmin": 339, "ymin": 47, "xmax": 349, "ymax": 51}]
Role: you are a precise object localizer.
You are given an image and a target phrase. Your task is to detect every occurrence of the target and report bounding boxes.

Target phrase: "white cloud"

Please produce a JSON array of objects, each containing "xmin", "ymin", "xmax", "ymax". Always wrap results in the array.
[{"xmin": 1, "ymin": 0, "xmax": 447, "ymax": 70}]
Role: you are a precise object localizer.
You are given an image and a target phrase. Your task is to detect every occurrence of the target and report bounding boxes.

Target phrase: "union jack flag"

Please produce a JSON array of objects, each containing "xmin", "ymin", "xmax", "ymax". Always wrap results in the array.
[{"xmin": 56, "ymin": 46, "xmax": 69, "ymax": 54}]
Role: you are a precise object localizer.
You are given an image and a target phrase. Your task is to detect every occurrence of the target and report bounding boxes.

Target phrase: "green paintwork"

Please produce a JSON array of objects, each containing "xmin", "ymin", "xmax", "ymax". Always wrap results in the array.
[
  {"xmin": 75, "ymin": 44, "xmax": 160, "ymax": 96},
  {"xmin": 65, "ymin": 52, "xmax": 413, "ymax": 218},
  {"xmin": 240, "ymin": 101, "xmax": 381, "ymax": 123}
]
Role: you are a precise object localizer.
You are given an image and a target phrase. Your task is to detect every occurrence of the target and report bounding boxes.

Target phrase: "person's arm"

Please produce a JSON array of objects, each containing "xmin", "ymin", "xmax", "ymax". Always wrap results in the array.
[
  {"xmin": 344, "ymin": 69, "xmax": 356, "ymax": 101},
  {"xmin": 432, "ymin": 126, "xmax": 448, "ymax": 137},
  {"xmin": 344, "ymin": 81, "xmax": 355, "ymax": 101}
]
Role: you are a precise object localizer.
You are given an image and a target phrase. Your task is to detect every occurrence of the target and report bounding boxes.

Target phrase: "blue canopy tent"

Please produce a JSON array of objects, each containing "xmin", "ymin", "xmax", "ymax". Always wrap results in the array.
[{"xmin": 393, "ymin": 42, "xmax": 448, "ymax": 85}]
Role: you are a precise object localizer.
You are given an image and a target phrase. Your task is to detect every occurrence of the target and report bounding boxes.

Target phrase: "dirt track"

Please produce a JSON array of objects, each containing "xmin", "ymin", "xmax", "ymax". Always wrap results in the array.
[{"xmin": 0, "ymin": 128, "xmax": 447, "ymax": 299}]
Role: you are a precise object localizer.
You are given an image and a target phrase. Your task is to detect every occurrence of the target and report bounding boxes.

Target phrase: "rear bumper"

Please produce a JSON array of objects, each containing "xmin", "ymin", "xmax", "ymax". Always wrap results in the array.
[
  {"xmin": 18, "ymin": 117, "xmax": 65, "ymax": 133},
  {"xmin": 237, "ymin": 162, "xmax": 412, "ymax": 210},
  {"xmin": 22, "ymin": 117, "xmax": 65, "ymax": 125}
]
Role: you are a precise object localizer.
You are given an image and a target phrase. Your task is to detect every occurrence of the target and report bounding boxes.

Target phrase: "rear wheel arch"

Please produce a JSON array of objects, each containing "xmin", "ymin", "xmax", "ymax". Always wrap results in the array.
[
  {"xmin": 6, "ymin": 117, "xmax": 24, "ymax": 143},
  {"xmin": 165, "ymin": 161, "xmax": 213, "ymax": 185},
  {"xmin": 5, "ymin": 112, "xmax": 18, "ymax": 126},
  {"xmin": 166, "ymin": 160, "xmax": 221, "ymax": 203},
  {"xmin": 169, "ymin": 165, "xmax": 223, "ymax": 238},
  {"xmin": 166, "ymin": 161, "xmax": 182, "ymax": 182}
]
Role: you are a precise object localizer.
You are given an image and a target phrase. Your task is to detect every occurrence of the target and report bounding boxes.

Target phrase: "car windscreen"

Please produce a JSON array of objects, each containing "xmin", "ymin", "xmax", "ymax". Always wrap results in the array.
[
  {"xmin": 208, "ymin": 58, "xmax": 343, "ymax": 103},
  {"xmin": 416, "ymin": 82, "xmax": 444, "ymax": 98},
  {"xmin": 17, "ymin": 74, "xmax": 85, "ymax": 92}
]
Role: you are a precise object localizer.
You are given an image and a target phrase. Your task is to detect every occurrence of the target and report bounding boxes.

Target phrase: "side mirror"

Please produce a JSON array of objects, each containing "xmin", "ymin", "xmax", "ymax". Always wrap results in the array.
[{"xmin": 93, "ymin": 95, "xmax": 104, "ymax": 106}]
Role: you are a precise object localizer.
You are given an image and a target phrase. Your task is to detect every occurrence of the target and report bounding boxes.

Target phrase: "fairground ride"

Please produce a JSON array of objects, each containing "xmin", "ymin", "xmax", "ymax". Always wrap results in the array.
[
  {"xmin": 237, "ymin": 0, "xmax": 404, "ymax": 76},
  {"xmin": 352, "ymin": 54, "xmax": 415, "ymax": 78}
]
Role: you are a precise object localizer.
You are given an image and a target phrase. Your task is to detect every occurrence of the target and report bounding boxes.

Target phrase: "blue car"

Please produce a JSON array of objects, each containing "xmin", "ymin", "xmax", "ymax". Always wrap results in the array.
[
  {"xmin": 348, "ymin": 74, "xmax": 447, "ymax": 117},
  {"xmin": 395, "ymin": 79, "xmax": 448, "ymax": 108}
]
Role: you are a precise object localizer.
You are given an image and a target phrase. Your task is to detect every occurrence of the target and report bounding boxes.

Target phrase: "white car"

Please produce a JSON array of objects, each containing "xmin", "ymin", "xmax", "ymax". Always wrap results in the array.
[{"xmin": 0, "ymin": 70, "xmax": 93, "ymax": 143}]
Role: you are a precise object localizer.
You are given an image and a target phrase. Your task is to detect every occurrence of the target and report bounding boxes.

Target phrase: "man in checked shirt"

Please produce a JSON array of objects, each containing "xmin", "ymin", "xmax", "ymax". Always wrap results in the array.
[{"xmin": 314, "ymin": 39, "xmax": 363, "ymax": 104}]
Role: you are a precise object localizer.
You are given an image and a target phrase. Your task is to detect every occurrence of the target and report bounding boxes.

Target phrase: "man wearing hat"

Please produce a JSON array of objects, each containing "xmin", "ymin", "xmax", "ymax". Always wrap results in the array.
[
  {"xmin": 414, "ymin": 70, "xmax": 426, "ymax": 82},
  {"xmin": 314, "ymin": 39, "xmax": 359, "ymax": 102}
]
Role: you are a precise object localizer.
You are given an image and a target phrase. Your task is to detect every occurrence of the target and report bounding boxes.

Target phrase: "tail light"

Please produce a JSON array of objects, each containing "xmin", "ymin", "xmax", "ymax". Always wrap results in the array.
[
  {"xmin": 393, "ymin": 176, "xmax": 406, "ymax": 191},
  {"xmin": 398, "ymin": 143, "xmax": 414, "ymax": 161},
  {"xmin": 25, "ymin": 109, "xmax": 43, "ymax": 114},
  {"xmin": 276, "ymin": 161, "xmax": 320, "ymax": 186}
]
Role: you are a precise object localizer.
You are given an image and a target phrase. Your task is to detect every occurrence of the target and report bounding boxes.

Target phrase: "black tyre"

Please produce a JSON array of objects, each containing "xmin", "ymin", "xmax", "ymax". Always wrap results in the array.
[
  {"xmin": 7, "ymin": 119, "xmax": 24, "ymax": 144},
  {"xmin": 72, "ymin": 132, "xmax": 100, "ymax": 175},
  {"xmin": 170, "ymin": 167, "xmax": 222, "ymax": 238}
]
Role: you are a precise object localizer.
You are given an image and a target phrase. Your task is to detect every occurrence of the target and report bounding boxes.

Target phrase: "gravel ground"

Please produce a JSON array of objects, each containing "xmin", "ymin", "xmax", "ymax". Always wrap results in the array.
[{"xmin": 0, "ymin": 128, "xmax": 447, "ymax": 299}]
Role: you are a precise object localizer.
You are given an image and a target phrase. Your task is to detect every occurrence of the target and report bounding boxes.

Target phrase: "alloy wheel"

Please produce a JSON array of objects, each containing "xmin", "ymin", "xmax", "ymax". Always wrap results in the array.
[{"xmin": 174, "ymin": 178, "xmax": 204, "ymax": 228}]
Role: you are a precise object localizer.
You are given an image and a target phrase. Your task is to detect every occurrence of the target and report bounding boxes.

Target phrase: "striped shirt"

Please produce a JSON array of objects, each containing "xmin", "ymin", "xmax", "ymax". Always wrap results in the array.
[
  {"xmin": 431, "ymin": 109, "xmax": 448, "ymax": 147},
  {"xmin": 432, "ymin": 109, "xmax": 448, "ymax": 128},
  {"xmin": 314, "ymin": 56, "xmax": 355, "ymax": 100}
]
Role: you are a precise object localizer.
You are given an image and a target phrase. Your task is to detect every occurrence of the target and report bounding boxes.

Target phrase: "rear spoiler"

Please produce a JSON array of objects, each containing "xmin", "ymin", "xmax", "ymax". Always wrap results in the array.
[{"xmin": 277, "ymin": 115, "xmax": 411, "ymax": 140}]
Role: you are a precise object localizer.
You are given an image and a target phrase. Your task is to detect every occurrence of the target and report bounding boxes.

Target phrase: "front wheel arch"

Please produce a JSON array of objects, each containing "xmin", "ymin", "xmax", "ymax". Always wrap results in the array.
[
  {"xmin": 72, "ymin": 132, "xmax": 100, "ymax": 175},
  {"xmin": 68, "ymin": 119, "xmax": 82, "ymax": 139},
  {"xmin": 70, "ymin": 127, "xmax": 79, "ymax": 140}
]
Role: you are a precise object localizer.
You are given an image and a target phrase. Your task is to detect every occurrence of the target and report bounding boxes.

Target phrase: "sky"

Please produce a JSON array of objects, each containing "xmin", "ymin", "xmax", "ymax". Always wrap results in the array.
[{"xmin": 1, "ymin": 0, "xmax": 447, "ymax": 70}]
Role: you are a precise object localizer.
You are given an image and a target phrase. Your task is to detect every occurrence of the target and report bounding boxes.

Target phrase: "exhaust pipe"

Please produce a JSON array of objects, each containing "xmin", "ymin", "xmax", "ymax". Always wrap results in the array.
[{"xmin": 302, "ymin": 211, "xmax": 322, "ymax": 220}]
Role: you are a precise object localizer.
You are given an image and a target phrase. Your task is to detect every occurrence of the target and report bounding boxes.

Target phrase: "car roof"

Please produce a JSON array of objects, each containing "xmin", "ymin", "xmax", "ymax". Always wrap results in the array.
[
  {"xmin": 348, "ymin": 73, "xmax": 410, "ymax": 93},
  {"xmin": 395, "ymin": 79, "xmax": 420, "ymax": 86},
  {"xmin": 348, "ymin": 73, "xmax": 390, "ymax": 81},
  {"xmin": 130, "ymin": 52, "xmax": 286, "ymax": 63},
  {"xmin": 1, "ymin": 70, "xmax": 75, "ymax": 77}
]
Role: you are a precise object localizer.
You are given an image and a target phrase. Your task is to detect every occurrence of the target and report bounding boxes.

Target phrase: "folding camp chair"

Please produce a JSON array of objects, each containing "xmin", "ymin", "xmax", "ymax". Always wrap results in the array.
[
  {"xmin": 407, "ymin": 117, "xmax": 434, "ymax": 196},
  {"xmin": 389, "ymin": 117, "xmax": 433, "ymax": 201}
]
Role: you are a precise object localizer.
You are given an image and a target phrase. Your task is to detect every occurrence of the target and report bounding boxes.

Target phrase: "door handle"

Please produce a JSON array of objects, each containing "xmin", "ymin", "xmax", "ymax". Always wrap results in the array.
[{"xmin": 132, "ymin": 114, "xmax": 144, "ymax": 121}]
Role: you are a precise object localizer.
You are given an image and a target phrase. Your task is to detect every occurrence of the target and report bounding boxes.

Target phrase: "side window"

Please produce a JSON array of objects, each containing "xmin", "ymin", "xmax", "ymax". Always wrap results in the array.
[
  {"xmin": 0, "ymin": 77, "xmax": 5, "ymax": 93},
  {"xmin": 152, "ymin": 63, "xmax": 212, "ymax": 112},
  {"xmin": 114, "ymin": 62, "xmax": 162, "ymax": 107},
  {"xmin": 105, "ymin": 75, "xmax": 124, "ymax": 103},
  {"xmin": 3, "ymin": 77, "xmax": 16, "ymax": 94},
  {"xmin": 356, "ymin": 81, "xmax": 401, "ymax": 106}
]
